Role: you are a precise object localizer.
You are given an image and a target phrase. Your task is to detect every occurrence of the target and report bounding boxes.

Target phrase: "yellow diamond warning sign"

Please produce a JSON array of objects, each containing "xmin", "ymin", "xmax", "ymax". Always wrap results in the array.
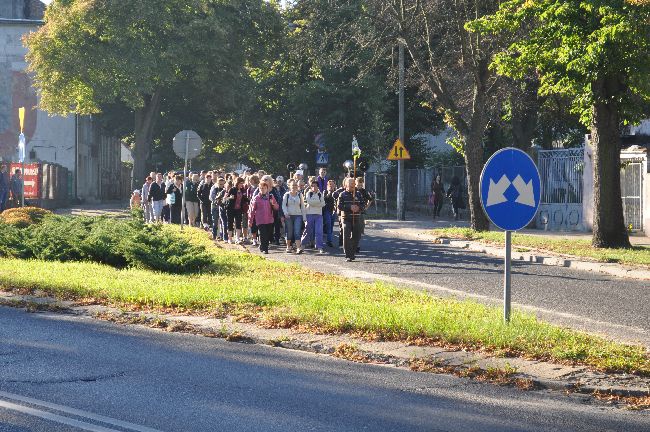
[{"xmin": 387, "ymin": 139, "xmax": 411, "ymax": 161}]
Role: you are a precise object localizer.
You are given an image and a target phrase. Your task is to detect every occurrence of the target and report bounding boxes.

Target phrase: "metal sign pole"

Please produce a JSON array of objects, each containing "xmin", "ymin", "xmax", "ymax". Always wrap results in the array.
[
  {"xmin": 181, "ymin": 132, "xmax": 189, "ymax": 231},
  {"xmin": 20, "ymin": 160, "xmax": 24, "ymax": 207},
  {"xmin": 397, "ymin": 41, "xmax": 406, "ymax": 221},
  {"xmin": 504, "ymin": 230, "xmax": 512, "ymax": 322}
]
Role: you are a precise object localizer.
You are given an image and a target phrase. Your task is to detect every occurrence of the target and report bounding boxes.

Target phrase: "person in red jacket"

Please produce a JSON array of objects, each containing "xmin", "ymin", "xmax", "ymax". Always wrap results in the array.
[{"xmin": 248, "ymin": 182, "xmax": 279, "ymax": 254}]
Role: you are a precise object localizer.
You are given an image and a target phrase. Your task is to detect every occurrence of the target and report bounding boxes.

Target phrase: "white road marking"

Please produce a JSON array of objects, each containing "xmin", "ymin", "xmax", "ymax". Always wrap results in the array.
[{"xmin": 0, "ymin": 391, "xmax": 163, "ymax": 432}]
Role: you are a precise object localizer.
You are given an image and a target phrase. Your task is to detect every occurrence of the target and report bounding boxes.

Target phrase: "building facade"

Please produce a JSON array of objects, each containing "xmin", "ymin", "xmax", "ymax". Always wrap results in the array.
[{"xmin": 0, "ymin": 0, "xmax": 124, "ymax": 203}]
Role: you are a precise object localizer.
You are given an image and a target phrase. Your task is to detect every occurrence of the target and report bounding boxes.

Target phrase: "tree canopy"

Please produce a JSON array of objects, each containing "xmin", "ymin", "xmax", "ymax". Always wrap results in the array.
[{"xmin": 469, "ymin": 0, "xmax": 650, "ymax": 247}]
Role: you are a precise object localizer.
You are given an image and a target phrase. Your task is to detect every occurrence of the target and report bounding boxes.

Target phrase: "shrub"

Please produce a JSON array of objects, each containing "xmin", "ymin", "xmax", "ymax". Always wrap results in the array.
[
  {"xmin": 78, "ymin": 217, "xmax": 133, "ymax": 268},
  {"xmin": 15, "ymin": 215, "xmax": 212, "ymax": 274},
  {"xmin": 0, "ymin": 207, "xmax": 52, "ymax": 227},
  {"xmin": 120, "ymin": 224, "xmax": 213, "ymax": 274},
  {"xmin": 0, "ymin": 221, "xmax": 28, "ymax": 258},
  {"xmin": 25, "ymin": 216, "xmax": 90, "ymax": 262}
]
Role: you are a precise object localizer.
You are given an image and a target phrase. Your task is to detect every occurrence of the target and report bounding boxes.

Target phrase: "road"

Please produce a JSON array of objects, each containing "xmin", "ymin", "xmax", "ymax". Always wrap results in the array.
[
  {"xmin": 252, "ymin": 227, "xmax": 650, "ymax": 347},
  {"xmin": 1, "ymin": 306, "xmax": 649, "ymax": 432}
]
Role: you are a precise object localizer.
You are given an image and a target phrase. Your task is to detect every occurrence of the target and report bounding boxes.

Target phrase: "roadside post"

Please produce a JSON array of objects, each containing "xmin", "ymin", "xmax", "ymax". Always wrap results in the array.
[
  {"xmin": 172, "ymin": 130, "xmax": 202, "ymax": 230},
  {"xmin": 479, "ymin": 148, "xmax": 541, "ymax": 323},
  {"xmin": 18, "ymin": 107, "xmax": 25, "ymax": 207}
]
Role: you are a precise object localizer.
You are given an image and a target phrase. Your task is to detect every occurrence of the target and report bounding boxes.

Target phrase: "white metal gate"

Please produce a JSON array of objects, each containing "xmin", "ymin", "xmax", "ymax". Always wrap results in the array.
[
  {"xmin": 537, "ymin": 148, "xmax": 585, "ymax": 231},
  {"xmin": 621, "ymin": 160, "xmax": 643, "ymax": 231}
]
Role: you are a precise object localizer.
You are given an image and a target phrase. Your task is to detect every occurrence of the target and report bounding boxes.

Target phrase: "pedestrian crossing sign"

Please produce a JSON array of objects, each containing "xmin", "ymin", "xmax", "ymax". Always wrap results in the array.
[{"xmin": 387, "ymin": 139, "xmax": 411, "ymax": 160}]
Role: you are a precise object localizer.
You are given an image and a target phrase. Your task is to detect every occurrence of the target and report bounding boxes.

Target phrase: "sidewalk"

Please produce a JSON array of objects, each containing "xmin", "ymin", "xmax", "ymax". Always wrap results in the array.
[
  {"xmin": 53, "ymin": 201, "xmax": 130, "ymax": 218},
  {"xmin": 366, "ymin": 213, "xmax": 650, "ymax": 280}
]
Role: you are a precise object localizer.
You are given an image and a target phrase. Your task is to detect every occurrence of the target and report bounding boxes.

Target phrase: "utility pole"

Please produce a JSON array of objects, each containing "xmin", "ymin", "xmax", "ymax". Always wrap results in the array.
[{"xmin": 397, "ymin": 41, "xmax": 406, "ymax": 221}]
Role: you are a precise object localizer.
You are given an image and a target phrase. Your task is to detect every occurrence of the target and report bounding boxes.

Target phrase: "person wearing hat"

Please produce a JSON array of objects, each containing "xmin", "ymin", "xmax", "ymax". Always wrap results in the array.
[{"xmin": 130, "ymin": 189, "xmax": 142, "ymax": 210}]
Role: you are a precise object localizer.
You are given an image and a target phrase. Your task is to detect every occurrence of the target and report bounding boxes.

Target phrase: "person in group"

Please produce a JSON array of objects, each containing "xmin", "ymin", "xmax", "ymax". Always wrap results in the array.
[
  {"xmin": 185, "ymin": 173, "xmax": 201, "ymax": 227},
  {"xmin": 299, "ymin": 180, "xmax": 326, "ymax": 254},
  {"xmin": 10, "ymin": 169, "xmax": 23, "ymax": 207},
  {"xmin": 148, "ymin": 173, "xmax": 166, "ymax": 222},
  {"xmin": 246, "ymin": 174, "xmax": 260, "ymax": 245},
  {"xmin": 130, "ymin": 190, "xmax": 142, "ymax": 209},
  {"xmin": 226, "ymin": 177, "xmax": 246, "ymax": 244},
  {"xmin": 354, "ymin": 176, "xmax": 373, "ymax": 253},
  {"xmin": 447, "ymin": 176, "xmax": 464, "ymax": 220},
  {"xmin": 331, "ymin": 181, "xmax": 346, "ymax": 247},
  {"xmin": 141, "ymin": 176, "xmax": 154, "ymax": 222},
  {"xmin": 161, "ymin": 171, "xmax": 175, "ymax": 223},
  {"xmin": 166, "ymin": 175, "xmax": 184, "ymax": 224},
  {"xmin": 297, "ymin": 179, "xmax": 306, "ymax": 194},
  {"xmin": 217, "ymin": 178, "xmax": 233, "ymax": 242},
  {"xmin": 248, "ymin": 181, "xmax": 279, "ymax": 254},
  {"xmin": 209, "ymin": 177, "xmax": 227, "ymax": 240},
  {"xmin": 316, "ymin": 167, "xmax": 328, "ymax": 192},
  {"xmin": 241, "ymin": 176, "xmax": 252, "ymax": 244},
  {"xmin": 323, "ymin": 179, "xmax": 337, "ymax": 247},
  {"xmin": 0, "ymin": 165, "xmax": 9, "ymax": 212},
  {"xmin": 431, "ymin": 174, "xmax": 445, "ymax": 219},
  {"xmin": 337, "ymin": 177, "xmax": 366, "ymax": 262},
  {"xmin": 281, "ymin": 179, "xmax": 305, "ymax": 253},
  {"xmin": 293, "ymin": 170, "xmax": 304, "ymax": 184},
  {"xmin": 272, "ymin": 177, "xmax": 285, "ymax": 245},
  {"xmin": 198, "ymin": 173, "xmax": 213, "ymax": 229},
  {"xmin": 275, "ymin": 176, "xmax": 287, "ymax": 197}
]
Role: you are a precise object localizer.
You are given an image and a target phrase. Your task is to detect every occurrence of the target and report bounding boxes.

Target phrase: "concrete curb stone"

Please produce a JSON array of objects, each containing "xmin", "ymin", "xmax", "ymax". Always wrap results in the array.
[{"xmin": 2, "ymin": 291, "xmax": 649, "ymax": 401}]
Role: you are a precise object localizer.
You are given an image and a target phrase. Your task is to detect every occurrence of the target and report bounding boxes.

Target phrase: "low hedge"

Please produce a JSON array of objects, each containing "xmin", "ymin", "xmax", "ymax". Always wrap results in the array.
[{"xmin": 0, "ymin": 212, "xmax": 212, "ymax": 274}]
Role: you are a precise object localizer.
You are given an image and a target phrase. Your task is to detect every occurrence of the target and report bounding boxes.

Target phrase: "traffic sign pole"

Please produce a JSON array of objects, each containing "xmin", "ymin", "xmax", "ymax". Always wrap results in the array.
[
  {"xmin": 397, "ymin": 41, "xmax": 405, "ymax": 221},
  {"xmin": 181, "ymin": 132, "xmax": 189, "ymax": 231},
  {"xmin": 504, "ymin": 230, "xmax": 512, "ymax": 322}
]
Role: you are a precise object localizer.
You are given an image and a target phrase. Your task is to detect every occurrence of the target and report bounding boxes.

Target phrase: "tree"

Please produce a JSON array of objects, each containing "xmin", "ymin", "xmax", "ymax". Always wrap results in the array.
[
  {"xmin": 469, "ymin": 0, "xmax": 650, "ymax": 248},
  {"xmin": 353, "ymin": 0, "xmax": 506, "ymax": 231},
  {"xmin": 25, "ymin": 0, "xmax": 267, "ymax": 188},
  {"xmin": 217, "ymin": 0, "xmax": 443, "ymax": 177}
]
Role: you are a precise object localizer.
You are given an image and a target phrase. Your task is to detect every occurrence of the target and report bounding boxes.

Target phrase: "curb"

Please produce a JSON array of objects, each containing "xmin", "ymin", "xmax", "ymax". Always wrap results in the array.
[
  {"xmin": 2, "ymin": 292, "xmax": 649, "ymax": 403},
  {"xmin": 366, "ymin": 222, "xmax": 650, "ymax": 281}
]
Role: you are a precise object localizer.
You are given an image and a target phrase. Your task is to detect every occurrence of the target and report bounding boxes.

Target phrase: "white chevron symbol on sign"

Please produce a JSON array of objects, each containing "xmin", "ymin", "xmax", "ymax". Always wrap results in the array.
[
  {"xmin": 486, "ymin": 175, "xmax": 511, "ymax": 207},
  {"xmin": 512, "ymin": 175, "xmax": 535, "ymax": 207},
  {"xmin": 486, "ymin": 175, "xmax": 536, "ymax": 208}
]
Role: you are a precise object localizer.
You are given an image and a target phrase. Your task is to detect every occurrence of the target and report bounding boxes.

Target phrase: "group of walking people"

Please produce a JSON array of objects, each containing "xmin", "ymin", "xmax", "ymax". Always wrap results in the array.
[{"xmin": 131, "ymin": 167, "xmax": 373, "ymax": 262}]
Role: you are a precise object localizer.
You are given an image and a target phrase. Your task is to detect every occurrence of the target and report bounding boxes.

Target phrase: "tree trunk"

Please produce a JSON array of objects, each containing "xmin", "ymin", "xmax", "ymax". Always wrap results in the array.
[
  {"xmin": 132, "ymin": 91, "xmax": 162, "ymax": 191},
  {"xmin": 464, "ymin": 124, "xmax": 490, "ymax": 231},
  {"xmin": 590, "ymin": 76, "xmax": 630, "ymax": 248}
]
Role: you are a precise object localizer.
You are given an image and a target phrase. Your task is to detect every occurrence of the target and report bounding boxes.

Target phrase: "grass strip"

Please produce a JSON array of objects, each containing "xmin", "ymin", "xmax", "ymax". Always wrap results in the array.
[
  {"xmin": 0, "ymin": 225, "xmax": 648, "ymax": 375},
  {"xmin": 431, "ymin": 227, "xmax": 650, "ymax": 267}
]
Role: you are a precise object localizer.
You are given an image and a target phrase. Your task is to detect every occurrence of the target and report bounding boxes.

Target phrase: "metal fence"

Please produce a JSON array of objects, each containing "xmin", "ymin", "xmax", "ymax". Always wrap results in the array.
[
  {"xmin": 537, "ymin": 148, "xmax": 585, "ymax": 231},
  {"xmin": 621, "ymin": 160, "xmax": 644, "ymax": 231},
  {"xmin": 366, "ymin": 166, "xmax": 467, "ymax": 215}
]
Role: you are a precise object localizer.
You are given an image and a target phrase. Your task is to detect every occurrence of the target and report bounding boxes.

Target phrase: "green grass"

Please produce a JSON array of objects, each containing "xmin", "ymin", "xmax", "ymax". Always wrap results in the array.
[
  {"xmin": 0, "ymin": 225, "xmax": 648, "ymax": 375},
  {"xmin": 431, "ymin": 227, "xmax": 650, "ymax": 267}
]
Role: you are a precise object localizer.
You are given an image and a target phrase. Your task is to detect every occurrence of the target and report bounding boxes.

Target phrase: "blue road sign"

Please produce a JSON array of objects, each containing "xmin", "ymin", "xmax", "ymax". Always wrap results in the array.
[
  {"xmin": 316, "ymin": 151, "xmax": 329, "ymax": 165},
  {"xmin": 480, "ymin": 148, "xmax": 541, "ymax": 231}
]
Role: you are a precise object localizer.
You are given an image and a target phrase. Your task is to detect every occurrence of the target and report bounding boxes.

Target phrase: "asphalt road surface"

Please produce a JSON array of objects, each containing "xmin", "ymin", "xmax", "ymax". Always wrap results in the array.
[
  {"xmin": 2, "ymin": 306, "xmax": 650, "ymax": 432},
  {"xmin": 252, "ymin": 227, "xmax": 650, "ymax": 347}
]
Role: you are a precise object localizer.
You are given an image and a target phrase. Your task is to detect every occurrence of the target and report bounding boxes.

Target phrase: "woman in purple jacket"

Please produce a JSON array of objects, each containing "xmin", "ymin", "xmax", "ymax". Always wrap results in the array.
[{"xmin": 248, "ymin": 182, "xmax": 279, "ymax": 254}]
